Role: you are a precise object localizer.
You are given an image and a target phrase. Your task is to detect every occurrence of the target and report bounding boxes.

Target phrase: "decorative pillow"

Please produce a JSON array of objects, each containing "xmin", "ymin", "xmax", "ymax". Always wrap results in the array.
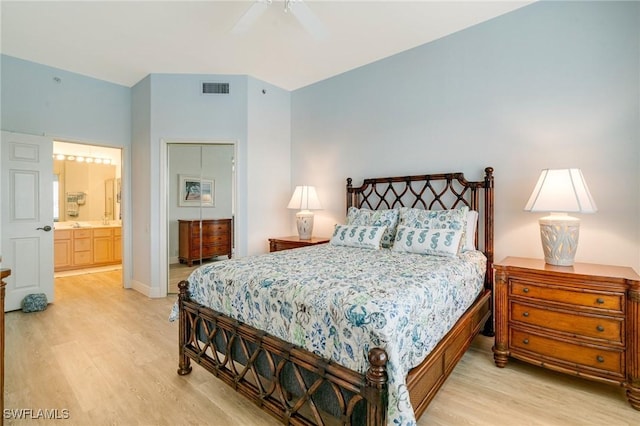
[
  {"xmin": 397, "ymin": 206, "xmax": 469, "ymax": 254},
  {"xmin": 330, "ymin": 224, "xmax": 387, "ymax": 250},
  {"xmin": 464, "ymin": 210, "xmax": 479, "ymax": 251},
  {"xmin": 392, "ymin": 225, "xmax": 464, "ymax": 257},
  {"xmin": 398, "ymin": 206, "xmax": 469, "ymax": 230},
  {"xmin": 346, "ymin": 207, "xmax": 399, "ymax": 248}
]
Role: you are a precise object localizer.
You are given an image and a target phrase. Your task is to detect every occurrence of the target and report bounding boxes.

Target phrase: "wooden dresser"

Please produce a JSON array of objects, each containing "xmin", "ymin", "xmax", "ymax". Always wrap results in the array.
[
  {"xmin": 178, "ymin": 219, "xmax": 232, "ymax": 266},
  {"xmin": 268, "ymin": 236, "xmax": 330, "ymax": 252},
  {"xmin": 493, "ymin": 257, "xmax": 640, "ymax": 410}
]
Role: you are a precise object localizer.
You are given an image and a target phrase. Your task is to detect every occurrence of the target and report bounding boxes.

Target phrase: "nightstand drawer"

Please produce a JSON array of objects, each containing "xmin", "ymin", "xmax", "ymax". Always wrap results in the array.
[
  {"xmin": 510, "ymin": 280, "xmax": 623, "ymax": 312},
  {"xmin": 510, "ymin": 328, "xmax": 623, "ymax": 375},
  {"xmin": 510, "ymin": 302, "xmax": 623, "ymax": 343}
]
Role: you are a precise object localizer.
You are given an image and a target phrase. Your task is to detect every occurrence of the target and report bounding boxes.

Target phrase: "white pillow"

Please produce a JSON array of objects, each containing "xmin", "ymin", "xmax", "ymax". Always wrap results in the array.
[
  {"xmin": 464, "ymin": 210, "xmax": 478, "ymax": 251},
  {"xmin": 397, "ymin": 206, "xmax": 469, "ymax": 253},
  {"xmin": 392, "ymin": 225, "xmax": 464, "ymax": 257},
  {"xmin": 330, "ymin": 224, "xmax": 387, "ymax": 250}
]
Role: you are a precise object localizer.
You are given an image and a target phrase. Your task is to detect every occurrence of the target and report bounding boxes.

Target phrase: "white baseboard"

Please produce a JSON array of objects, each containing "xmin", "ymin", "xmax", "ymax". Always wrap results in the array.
[{"xmin": 130, "ymin": 279, "xmax": 165, "ymax": 298}]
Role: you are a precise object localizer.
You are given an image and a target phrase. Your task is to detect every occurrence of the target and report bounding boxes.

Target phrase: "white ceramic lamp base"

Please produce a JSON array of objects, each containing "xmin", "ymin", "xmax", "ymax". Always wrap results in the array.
[
  {"xmin": 538, "ymin": 213, "xmax": 580, "ymax": 266},
  {"xmin": 296, "ymin": 210, "xmax": 314, "ymax": 240}
]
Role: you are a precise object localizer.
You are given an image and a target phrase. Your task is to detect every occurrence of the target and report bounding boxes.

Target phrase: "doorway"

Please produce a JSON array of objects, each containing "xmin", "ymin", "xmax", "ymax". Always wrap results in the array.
[
  {"xmin": 52, "ymin": 141, "xmax": 123, "ymax": 277},
  {"xmin": 166, "ymin": 142, "xmax": 236, "ymax": 294}
]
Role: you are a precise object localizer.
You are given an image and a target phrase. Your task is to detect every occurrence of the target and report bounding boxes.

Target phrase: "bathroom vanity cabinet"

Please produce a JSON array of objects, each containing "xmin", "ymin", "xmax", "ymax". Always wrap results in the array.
[{"xmin": 54, "ymin": 225, "xmax": 122, "ymax": 272}]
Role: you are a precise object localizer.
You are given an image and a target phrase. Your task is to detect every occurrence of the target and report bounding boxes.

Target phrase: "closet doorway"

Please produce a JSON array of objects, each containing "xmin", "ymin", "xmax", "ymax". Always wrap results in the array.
[{"xmin": 166, "ymin": 142, "xmax": 236, "ymax": 293}]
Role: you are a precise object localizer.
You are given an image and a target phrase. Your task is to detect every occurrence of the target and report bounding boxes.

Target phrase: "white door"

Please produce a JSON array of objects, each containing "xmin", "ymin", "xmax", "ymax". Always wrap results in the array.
[{"xmin": 1, "ymin": 131, "xmax": 54, "ymax": 312}]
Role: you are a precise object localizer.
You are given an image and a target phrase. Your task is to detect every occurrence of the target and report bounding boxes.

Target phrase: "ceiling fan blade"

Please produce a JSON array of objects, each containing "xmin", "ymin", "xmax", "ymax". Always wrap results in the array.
[
  {"xmin": 288, "ymin": 0, "xmax": 328, "ymax": 40},
  {"xmin": 231, "ymin": 0, "xmax": 270, "ymax": 35}
]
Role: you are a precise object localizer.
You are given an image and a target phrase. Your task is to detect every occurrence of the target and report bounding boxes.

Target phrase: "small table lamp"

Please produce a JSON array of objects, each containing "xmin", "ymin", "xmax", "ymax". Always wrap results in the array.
[
  {"xmin": 287, "ymin": 186, "xmax": 322, "ymax": 240},
  {"xmin": 524, "ymin": 169, "xmax": 597, "ymax": 266}
]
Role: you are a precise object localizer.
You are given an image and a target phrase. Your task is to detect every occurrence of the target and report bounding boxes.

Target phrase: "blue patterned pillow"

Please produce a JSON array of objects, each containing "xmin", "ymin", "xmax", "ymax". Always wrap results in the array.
[
  {"xmin": 330, "ymin": 224, "xmax": 387, "ymax": 250},
  {"xmin": 392, "ymin": 225, "xmax": 464, "ymax": 257},
  {"xmin": 346, "ymin": 207, "xmax": 399, "ymax": 248},
  {"xmin": 398, "ymin": 206, "xmax": 469, "ymax": 230},
  {"xmin": 397, "ymin": 206, "xmax": 469, "ymax": 255}
]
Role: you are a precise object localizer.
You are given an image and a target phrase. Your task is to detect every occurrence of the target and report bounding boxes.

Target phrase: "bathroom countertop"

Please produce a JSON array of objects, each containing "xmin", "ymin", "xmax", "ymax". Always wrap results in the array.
[{"xmin": 54, "ymin": 221, "xmax": 122, "ymax": 230}]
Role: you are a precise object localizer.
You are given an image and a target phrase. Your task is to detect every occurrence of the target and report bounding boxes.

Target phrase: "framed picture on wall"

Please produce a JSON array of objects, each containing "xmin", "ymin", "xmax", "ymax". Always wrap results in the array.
[{"xmin": 179, "ymin": 175, "xmax": 215, "ymax": 207}]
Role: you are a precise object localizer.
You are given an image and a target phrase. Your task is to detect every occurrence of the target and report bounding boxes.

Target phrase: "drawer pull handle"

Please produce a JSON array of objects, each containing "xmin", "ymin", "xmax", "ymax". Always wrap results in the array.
[
  {"xmin": 523, "ymin": 339, "xmax": 529, "ymax": 345},
  {"xmin": 596, "ymin": 325, "xmax": 605, "ymax": 332},
  {"xmin": 522, "ymin": 288, "xmax": 529, "ymax": 293},
  {"xmin": 522, "ymin": 312, "xmax": 529, "ymax": 317},
  {"xmin": 596, "ymin": 298, "xmax": 605, "ymax": 304},
  {"xmin": 596, "ymin": 356, "xmax": 605, "ymax": 363}
]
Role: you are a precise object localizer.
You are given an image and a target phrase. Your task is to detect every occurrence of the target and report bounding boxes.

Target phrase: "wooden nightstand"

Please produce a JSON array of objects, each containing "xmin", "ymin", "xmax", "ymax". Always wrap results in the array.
[
  {"xmin": 493, "ymin": 257, "xmax": 640, "ymax": 410},
  {"xmin": 268, "ymin": 236, "xmax": 330, "ymax": 252}
]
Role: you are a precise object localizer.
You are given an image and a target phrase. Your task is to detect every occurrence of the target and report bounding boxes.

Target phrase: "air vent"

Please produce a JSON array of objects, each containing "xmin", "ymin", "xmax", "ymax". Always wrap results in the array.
[{"xmin": 202, "ymin": 82, "xmax": 230, "ymax": 94}]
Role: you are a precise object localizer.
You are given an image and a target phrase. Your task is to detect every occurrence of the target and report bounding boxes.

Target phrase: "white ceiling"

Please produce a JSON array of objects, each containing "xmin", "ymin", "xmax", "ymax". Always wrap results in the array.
[{"xmin": 1, "ymin": 1, "xmax": 533, "ymax": 91}]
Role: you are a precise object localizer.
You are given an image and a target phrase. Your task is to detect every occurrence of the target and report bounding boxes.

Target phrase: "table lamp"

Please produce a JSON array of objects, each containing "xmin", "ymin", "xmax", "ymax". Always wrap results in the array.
[
  {"xmin": 524, "ymin": 168, "xmax": 597, "ymax": 266},
  {"xmin": 287, "ymin": 186, "xmax": 322, "ymax": 240}
]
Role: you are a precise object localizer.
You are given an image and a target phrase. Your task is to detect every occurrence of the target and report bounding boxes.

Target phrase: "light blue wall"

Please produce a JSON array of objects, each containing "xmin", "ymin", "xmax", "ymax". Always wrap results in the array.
[
  {"xmin": 247, "ymin": 76, "xmax": 292, "ymax": 253},
  {"xmin": 131, "ymin": 73, "xmax": 291, "ymax": 296},
  {"xmin": 1, "ymin": 55, "xmax": 130, "ymax": 145},
  {"xmin": 131, "ymin": 75, "xmax": 152, "ymax": 290},
  {"xmin": 131, "ymin": 73, "xmax": 249, "ymax": 296},
  {"xmin": 291, "ymin": 1, "xmax": 640, "ymax": 270},
  {"xmin": 1, "ymin": 58, "xmax": 293, "ymax": 297},
  {"xmin": 1, "ymin": 54, "xmax": 134, "ymax": 287}
]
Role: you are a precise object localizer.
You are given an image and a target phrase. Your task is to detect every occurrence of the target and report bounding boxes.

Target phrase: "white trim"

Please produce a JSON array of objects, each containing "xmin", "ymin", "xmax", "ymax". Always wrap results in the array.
[
  {"xmin": 34, "ymin": 135, "xmax": 132, "ymax": 291},
  {"xmin": 130, "ymin": 278, "xmax": 161, "ymax": 297}
]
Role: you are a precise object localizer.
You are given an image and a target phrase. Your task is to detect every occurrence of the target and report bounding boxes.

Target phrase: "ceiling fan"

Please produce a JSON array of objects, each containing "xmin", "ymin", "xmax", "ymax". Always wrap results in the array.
[{"xmin": 232, "ymin": 0, "xmax": 328, "ymax": 40}]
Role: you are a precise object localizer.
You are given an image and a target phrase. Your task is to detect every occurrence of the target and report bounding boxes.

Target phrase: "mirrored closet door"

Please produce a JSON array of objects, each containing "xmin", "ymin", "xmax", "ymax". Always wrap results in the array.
[{"xmin": 167, "ymin": 143, "xmax": 235, "ymax": 293}]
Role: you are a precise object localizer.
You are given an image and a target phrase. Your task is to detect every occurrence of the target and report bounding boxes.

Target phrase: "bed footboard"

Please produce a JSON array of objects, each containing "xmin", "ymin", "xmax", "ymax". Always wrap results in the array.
[{"xmin": 177, "ymin": 280, "xmax": 388, "ymax": 425}]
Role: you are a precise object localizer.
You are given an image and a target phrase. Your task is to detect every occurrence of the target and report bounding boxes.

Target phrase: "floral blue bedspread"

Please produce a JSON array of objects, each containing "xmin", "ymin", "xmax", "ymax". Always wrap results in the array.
[{"xmin": 170, "ymin": 244, "xmax": 486, "ymax": 426}]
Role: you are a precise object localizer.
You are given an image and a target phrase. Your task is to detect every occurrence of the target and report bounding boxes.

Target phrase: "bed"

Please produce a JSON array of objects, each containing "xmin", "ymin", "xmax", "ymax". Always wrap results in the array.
[{"xmin": 173, "ymin": 167, "xmax": 494, "ymax": 425}]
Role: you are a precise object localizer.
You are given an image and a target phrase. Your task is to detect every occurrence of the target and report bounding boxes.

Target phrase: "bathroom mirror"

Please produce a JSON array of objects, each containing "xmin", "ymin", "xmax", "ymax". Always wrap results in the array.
[{"xmin": 53, "ymin": 147, "xmax": 121, "ymax": 223}]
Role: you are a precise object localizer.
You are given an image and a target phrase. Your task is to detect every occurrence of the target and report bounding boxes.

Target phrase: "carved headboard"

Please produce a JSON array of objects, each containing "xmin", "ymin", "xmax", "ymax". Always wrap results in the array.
[{"xmin": 346, "ymin": 167, "xmax": 494, "ymax": 291}]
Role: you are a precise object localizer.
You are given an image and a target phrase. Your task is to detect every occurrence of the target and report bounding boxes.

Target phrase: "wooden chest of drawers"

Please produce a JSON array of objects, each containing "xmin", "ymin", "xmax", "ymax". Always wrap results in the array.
[
  {"xmin": 178, "ymin": 219, "xmax": 232, "ymax": 267},
  {"xmin": 493, "ymin": 257, "xmax": 640, "ymax": 410}
]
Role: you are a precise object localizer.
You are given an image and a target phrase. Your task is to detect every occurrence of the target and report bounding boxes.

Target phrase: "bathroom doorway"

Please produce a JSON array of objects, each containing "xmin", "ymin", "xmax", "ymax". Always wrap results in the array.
[{"xmin": 52, "ymin": 141, "xmax": 123, "ymax": 277}]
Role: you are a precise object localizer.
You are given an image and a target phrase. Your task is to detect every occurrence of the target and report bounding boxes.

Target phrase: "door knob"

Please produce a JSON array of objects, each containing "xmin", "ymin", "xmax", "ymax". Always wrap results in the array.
[{"xmin": 36, "ymin": 225, "xmax": 52, "ymax": 232}]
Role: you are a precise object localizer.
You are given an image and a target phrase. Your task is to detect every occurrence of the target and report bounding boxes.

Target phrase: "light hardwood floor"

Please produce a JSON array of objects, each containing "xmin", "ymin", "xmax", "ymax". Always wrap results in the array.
[
  {"xmin": 169, "ymin": 259, "xmax": 222, "ymax": 294},
  {"xmin": 4, "ymin": 271, "xmax": 638, "ymax": 425}
]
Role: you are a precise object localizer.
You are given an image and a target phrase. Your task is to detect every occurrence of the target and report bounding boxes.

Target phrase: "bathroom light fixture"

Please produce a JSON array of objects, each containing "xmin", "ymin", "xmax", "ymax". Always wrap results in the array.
[
  {"xmin": 524, "ymin": 168, "xmax": 597, "ymax": 266},
  {"xmin": 53, "ymin": 153, "xmax": 112, "ymax": 164}
]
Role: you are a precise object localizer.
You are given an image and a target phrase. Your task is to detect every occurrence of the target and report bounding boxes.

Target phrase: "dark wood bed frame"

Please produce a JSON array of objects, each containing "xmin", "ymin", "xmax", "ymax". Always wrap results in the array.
[{"xmin": 177, "ymin": 167, "xmax": 494, "ymax": 425}]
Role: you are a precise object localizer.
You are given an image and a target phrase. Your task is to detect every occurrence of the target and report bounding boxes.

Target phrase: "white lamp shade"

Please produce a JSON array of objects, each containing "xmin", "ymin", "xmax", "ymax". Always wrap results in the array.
[
  {"xmin": 524, "ymin": 169, "xmax": 597, "ymax": 213},
  {"xmin": 287, "ymin": 186, "xmax": 322, "ymax": 211}
]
